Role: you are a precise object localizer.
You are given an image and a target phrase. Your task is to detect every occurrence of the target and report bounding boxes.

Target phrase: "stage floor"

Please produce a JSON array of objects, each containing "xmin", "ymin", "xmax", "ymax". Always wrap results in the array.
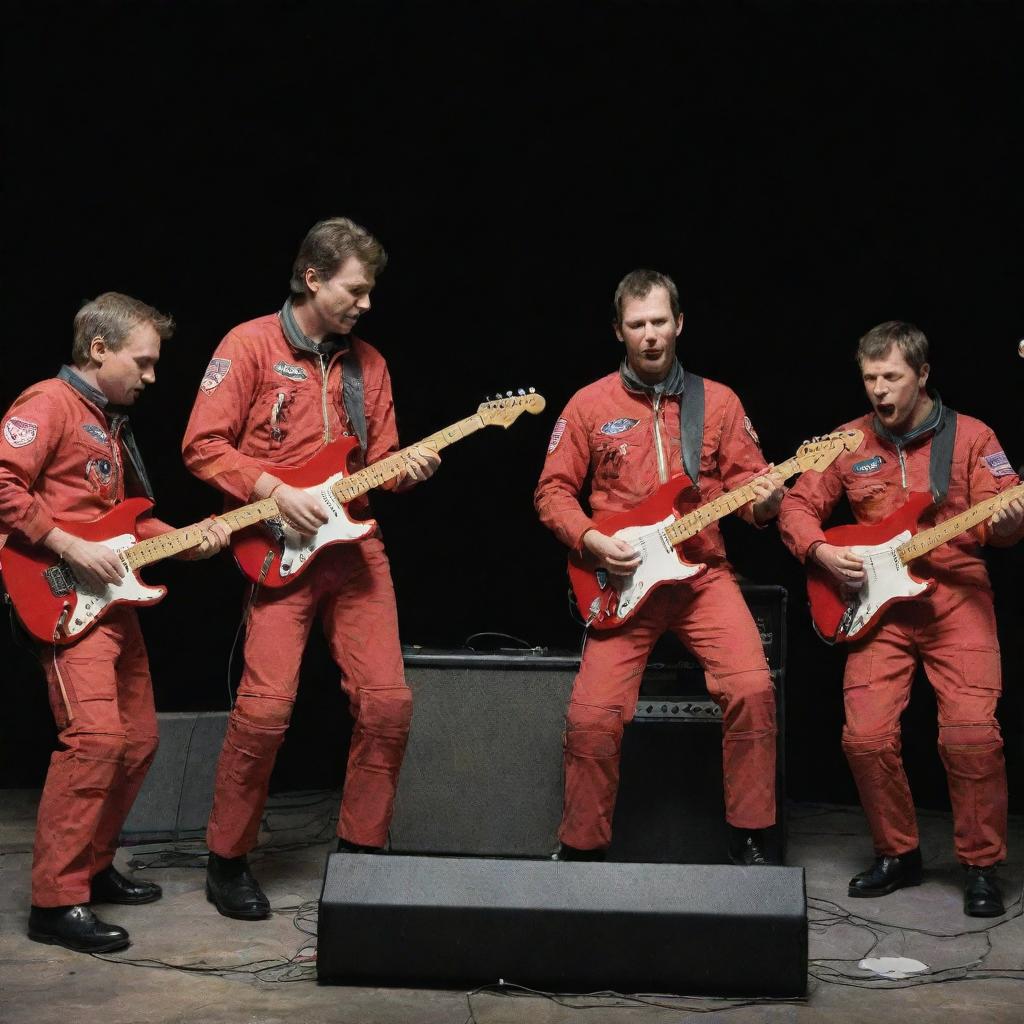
[{"xmin": 1, "ymin": 789, "xmax": 1021, "ymax": 1023}]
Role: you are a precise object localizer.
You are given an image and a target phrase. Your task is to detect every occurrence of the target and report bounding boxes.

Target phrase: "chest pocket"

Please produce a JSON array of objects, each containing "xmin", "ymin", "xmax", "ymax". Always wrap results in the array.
[
  {"xmin": 74, "ymin": 435, "xmax": 120, "ymax": 501},
  {"xmin": 846, "ymin": 479, "xmax": 889, "ymax": 523},
  {"xmin": 590, "ymin": 420, "xmax": 642, "ymax": 488},
  {"xmin": 251, "ymin": 381, "xmax": 302, "ymax": 451}
]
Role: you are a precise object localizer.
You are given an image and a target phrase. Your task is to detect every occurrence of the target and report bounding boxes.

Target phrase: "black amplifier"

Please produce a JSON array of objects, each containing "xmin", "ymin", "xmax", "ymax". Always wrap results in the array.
[{"xmin": 391, "ymin": 584, "xmax": 787, "ymax": 862}]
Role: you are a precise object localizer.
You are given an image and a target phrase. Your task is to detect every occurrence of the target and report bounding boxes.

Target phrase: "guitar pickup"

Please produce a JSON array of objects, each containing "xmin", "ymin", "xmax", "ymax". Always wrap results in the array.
[{"xmin": 44, "ymin": 563, "xmax": 77, "ymax": 597}]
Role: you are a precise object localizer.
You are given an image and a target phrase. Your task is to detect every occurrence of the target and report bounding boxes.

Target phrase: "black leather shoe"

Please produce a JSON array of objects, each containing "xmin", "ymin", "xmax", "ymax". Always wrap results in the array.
[
  {"xmin": 848, "ymin": 848, "xmax": 923, "ymax": 897},
  {"xmin": 206, "ymin": 853, "xmax": 270, "ymax": 920},
  {"xmin": 964, "ymin": 866, "xmax": 1005, "ymax": 917},
  {"xmin": 553, "ymin": 843, "xmax": 606, "ymax": 862},
  {"xmin": 28, "ymin": 904, "xmax": 130, "ymax": 953},
  {"xmin": 91, "ymin": 865, "xmax": 162, "ymax": 905},
  {"xmin": 728, "ymin": 826, "xmax": 775, "ymax": 866}
]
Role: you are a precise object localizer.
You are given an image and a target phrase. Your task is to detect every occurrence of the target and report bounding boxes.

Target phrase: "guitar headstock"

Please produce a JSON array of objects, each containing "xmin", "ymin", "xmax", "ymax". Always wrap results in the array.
[
  {"xmin": 795, "ymin": 429, "xmax": 864, "ymax": 472},
  {"xmin": 477, "ymin": 389, "xmax": 547, "ymax": 428}
]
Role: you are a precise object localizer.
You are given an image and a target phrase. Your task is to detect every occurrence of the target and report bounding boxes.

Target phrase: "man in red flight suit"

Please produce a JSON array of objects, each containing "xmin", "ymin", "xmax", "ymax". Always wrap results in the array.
[
  {"xmin": 535, "ymin": 269, "xmax": 786, "ymax": 865},
  {"xmin": 778, "ymin": 321, "xmax": 1024, "ymax": 916},
  {"xmin": 182, "ymin": 217, "xmax": 439, "ymax": 920},
  {"xmin": 0, "ymin": 293, "xmax": 228, "ymax": 953}
]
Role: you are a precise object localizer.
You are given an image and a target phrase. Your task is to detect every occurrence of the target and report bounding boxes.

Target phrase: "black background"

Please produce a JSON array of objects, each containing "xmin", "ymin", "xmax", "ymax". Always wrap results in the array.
[{"xmin": 2, "ymin": 1, "xmax": 1022, "ymax": 812}]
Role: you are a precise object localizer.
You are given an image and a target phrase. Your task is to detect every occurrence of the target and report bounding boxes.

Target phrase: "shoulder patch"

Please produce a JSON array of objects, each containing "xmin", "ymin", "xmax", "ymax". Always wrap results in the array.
[
  {"xmin": 853, "ymin": 455, "xmax": 885, "ymax": 475},
  {"xmin": 82, "ymin": 423, "xmax": 109, "ymax": 445},
  {"xmin": 743, "ymin": 415, "xmax": 761, "ymax": 448},
  {"xmin": 273, "ymin": 360, "xmax": 308, "ymax": 381},
  {"xmin": 200, "ymin": 357, "xmax": 232, "ymax": 394},
  {"xmin": 548, "ymin": 418, "xmax": 568, "ymax": 454},
  {"xmin": 4, "ymin": 416, "xmax": 38, "ymax": 448},
  {"xmin": 600, "ymin": 417, "xmax": 639, "ymax": 436},
  {"xmin": 983, "ymin": 451, "xmax": 1014, "ymax": 478}
]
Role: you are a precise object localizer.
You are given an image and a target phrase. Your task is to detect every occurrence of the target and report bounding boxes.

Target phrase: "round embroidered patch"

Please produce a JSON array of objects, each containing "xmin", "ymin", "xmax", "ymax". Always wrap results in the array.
[{"xmin": 4, "ymin": 417, "xmax": 38, "ymax": 448}]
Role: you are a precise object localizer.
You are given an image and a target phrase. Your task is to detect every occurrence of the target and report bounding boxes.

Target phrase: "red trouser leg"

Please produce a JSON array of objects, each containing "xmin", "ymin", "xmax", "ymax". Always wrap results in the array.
[
  {"xmin": 842, "ymin": 588, "xmax": 1008, "ymax": 864},
  {"xmin": 321, "ymin": 538, "xmax": 411, "ymax": 848},
  {"xmin": 33, "ymin": 609, "xmax": 158, "ymax": 907},
  {"xmin": 668, "ymin": 569, "xmax": 777, "ymax": 830},
  {"xmin": 841, "ymin": 615, "xmax": 919, "ymax": 857},
  {"xmin": 205, "ymin": 573, "xmax": 317, "ymax": 859},
  {"xmin": 90, "ymin": 612, "xmax": 159, "ymax": 870},
  {"xmin": 558, "ymin": 568, "xmax": 776, "ymax": 850},
  {"xmin": 206, "ymin": 537, "xmax": 411, "ymax": 857},
  {"xmin": 920, "ymin": 587, "xmax": 1007, "ymax": 866}
]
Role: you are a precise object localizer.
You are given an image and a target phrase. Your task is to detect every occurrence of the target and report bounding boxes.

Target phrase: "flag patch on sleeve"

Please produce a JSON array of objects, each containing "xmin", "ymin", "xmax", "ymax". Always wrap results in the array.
[
  {"xmin": 983, "ymin": 451, "xmax": 1014, "ymax": 478},
  {"xmin": 4, "ymin": 417, "xmax": 38, "ymax": 448},
  {"xmin": 200, "ymin": 358, "xmax": 232, "ymax": 394},
  {"xmin": 548, "ymin": 418, "xmax": 568, "ymax": 454}
]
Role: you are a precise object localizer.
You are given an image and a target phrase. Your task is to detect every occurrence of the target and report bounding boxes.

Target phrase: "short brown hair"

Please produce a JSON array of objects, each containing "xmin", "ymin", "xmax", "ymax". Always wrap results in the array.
[
  {"xmin": 72, "ymin": 292, "xmax": 175, "ymax": 366},
  {"xmin": 289, "ymin": 217, "xmax": 388, "ymax": 296},
  {"xmin": 856, "ymin": 321, "xmax": 929, "ymax": 373},
  {"xmin": 613, "ymin": 269, "xmax": 681, "ymax": 324}
]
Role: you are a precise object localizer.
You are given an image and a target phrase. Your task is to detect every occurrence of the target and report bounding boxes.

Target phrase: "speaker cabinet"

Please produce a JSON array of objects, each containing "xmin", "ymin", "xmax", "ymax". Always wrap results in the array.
[
  {"xmin": 120, "ymin": 711, "xmax": 227, "ymax": 843},
  {"xmin": 318, "ymin": 853, "xmax": 807, "ymax": 996}
]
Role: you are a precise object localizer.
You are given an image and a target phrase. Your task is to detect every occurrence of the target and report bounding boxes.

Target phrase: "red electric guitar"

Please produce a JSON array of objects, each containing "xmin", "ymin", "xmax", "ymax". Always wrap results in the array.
[
  {"xmin": 807, "ymin": 481, "xmax": 1024, "ymax": 643},
  {"xmin": 569, "ymin": 430, "xmax": 864, "ymax": 629},
  {"xmin": 230, "ymin": 391, "xmax": 546, "ymax": 587},
  {"xmin": 0, "ymin": 496, "xmax": 279, "ymax": 645}
]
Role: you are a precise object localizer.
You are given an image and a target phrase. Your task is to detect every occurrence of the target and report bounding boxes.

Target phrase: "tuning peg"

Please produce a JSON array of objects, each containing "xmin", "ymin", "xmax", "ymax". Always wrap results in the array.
[
  {"xmin": 506, "ymin": 391, "xmax": 513, "ymax": 397},
  {"xmin": 517, "ymin": 388, "xmax": 526, "ymax": 395},
  {"xmin": 528, "ymin": 387, "xmax": 535, "ymax": 393}
]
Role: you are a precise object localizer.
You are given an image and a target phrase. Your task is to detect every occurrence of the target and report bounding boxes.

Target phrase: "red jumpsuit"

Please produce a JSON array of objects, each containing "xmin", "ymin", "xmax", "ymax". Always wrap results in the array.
[
  {"xmin": 778, "ymin": 409, "xmax": 1018, "ymax": 866},
  {"xmin": 0, "ymin": 371, "xmax": 170, "ymax": 907},
  {"xmin": 181, "ymin": 313, "xmax": 412, "ymax": 853},
  {"xmin": 535, "ymin": 370, "xmax": 778, "ymax": 849}
]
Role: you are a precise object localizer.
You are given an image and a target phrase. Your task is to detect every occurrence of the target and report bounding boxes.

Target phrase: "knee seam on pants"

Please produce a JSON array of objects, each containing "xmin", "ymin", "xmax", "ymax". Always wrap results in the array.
[
  {"xmin": 842, "ymin": 729, "xmax": 899, "ymax": 752},
  {"xmin": 357, "ymin": 688, "xmax": 413, "ymax": 734},
  {"xmin": 232, "ymin": 699, "xmax": 294, "ymax": 731},
  {"xmin": 564, "ymin": 703, "xmax": 623, "ymax": 759}
]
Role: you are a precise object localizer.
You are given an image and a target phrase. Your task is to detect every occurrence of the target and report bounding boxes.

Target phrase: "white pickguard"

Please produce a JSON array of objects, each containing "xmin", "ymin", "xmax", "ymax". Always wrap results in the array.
[
  {"xmin": 275, "ymin": 471, "xmax": 374, "ymax": 578},
  {"xmin": 841, "ymin": 531, "xmax": 929, "ymax": 640},
  {"xmin": 608, "ymin": 515, "xmax": 704, "ymax": 621},
  {"xmin": 63, "ymin": 533, "xmax": 165, "ymax": 638}
]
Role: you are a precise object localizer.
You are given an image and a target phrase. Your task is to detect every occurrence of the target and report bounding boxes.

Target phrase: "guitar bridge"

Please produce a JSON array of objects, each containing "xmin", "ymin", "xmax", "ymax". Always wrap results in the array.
[
  {"xmin": 44, "ymin": 563, "xmax": 77, "ymax": 597},
  {"xmin": 837, "ymin": 604, "xmax": 855, "ymax": 640}
]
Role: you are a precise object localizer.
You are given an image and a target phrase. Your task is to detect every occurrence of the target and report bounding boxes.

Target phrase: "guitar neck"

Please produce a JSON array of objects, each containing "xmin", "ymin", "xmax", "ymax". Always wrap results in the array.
[
  {"xmin": 897, "ymin": 482, "xmax": 1024, "ymax": 564},
  {"xmin": 663, "ymin": 456, "xmax": 801, "ymax": 546},
  {"xmin": 332, "ymin": 415, "xmax": 486, "ymax": 504},
  {"xmin": 122, "ymin": 498, "xmax": 281, "ymax": 571}
]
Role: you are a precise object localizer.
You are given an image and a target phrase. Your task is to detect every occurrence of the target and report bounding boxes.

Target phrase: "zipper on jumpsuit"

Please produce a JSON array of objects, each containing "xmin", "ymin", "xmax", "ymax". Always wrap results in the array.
[
  {"xmin": 651, "ymin": 393, "xmax": 669, "ymax": 484},
  {"xmin": 895, "ymin": 443, "xmax": 907, "ymax": 491},
  {"xmin": 319, "ymin": 353, "xmax": 331, "ymax": 444},
  {"xmin": 108, "ymin": 416, "xmax": 125, "ymax": 502}
]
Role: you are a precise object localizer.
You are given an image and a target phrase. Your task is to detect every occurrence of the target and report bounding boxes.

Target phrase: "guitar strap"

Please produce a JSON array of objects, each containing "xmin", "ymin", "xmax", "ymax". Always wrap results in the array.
[
  {"xmin": 341, "ymin": 350, "xmax": 367, "ymax": 454},
  {"xmin": 56, "ymin": 366, "xmax": 155, "ymax": 501},
  {"xmin": 928, "ymin": 405, "xmax": 957, "ymax": 506},
  {"xmin": 873, "ymin": 393, "xmax": 956, "ymax": 507},
  {"xmin": 680, "ymin": 371, "xmax": 705, "ymax": 485},
  {"xmin": 279, "ymin": 298, "xmax": 368, "ymax": 454}
]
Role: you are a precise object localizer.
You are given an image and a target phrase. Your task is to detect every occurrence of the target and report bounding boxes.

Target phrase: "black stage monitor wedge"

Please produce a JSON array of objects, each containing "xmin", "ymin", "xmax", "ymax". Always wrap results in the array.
[{"xmin": 318, "ymin": 854, "xmax": 808, "ymax": 997}]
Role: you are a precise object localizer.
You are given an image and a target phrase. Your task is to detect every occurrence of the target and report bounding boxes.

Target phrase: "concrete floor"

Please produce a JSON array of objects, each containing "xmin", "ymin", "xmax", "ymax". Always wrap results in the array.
[{"xmin": 1, "ymin": 790, "xmax": 1022, "ymax": 1024}]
